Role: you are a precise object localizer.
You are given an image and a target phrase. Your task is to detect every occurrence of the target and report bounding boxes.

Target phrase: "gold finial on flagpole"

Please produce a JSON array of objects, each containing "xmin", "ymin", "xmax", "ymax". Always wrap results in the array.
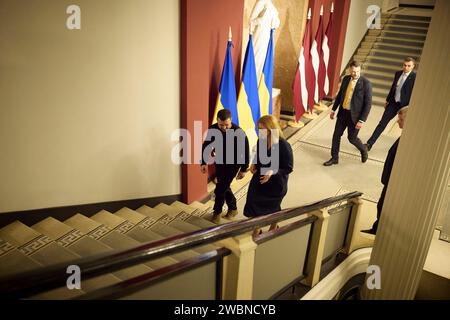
[
  {"xmin": 331, "ymin": 3, "xmax": 334, "ymax": 13},
  {"xmin": 320, "ymin": 5, "xmax": 324, "ymax": 16},
  {"xmin": 307, "ymin": 8, "xmax": 311, "ymax": 20},
  {"xmin": 228, "ymin": 26, "xmax": 232, "ymax": 41}
]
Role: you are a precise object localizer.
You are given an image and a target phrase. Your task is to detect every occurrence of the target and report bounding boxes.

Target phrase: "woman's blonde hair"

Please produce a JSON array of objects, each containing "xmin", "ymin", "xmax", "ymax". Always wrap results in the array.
[{"xmin": 258, "ymin": 115, "xmax": 284, "ymax": 140}]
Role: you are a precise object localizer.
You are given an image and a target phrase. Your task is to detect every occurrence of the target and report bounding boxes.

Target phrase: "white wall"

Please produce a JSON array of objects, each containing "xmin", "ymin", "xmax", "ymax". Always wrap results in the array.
[
  {"xmin": 340, "ymin": 0, "xmax": 384, "ymax": 74},
  {"xmin": 0, "ymin": 0, "xmax": 180, "ymax": 212}
]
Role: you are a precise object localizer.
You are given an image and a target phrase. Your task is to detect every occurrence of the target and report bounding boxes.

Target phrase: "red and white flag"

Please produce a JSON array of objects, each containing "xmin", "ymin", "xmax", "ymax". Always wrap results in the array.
[
  {"xmin": 322, "ymin": 3, "xmax": 333, "ymax": 97},
  {"xmin": 293, "ymin": 9, "xmax": 315, "ymax": 121},
  {"xmin": 313, "ymin": 5, "xmax": 326, "ymax": 101}
]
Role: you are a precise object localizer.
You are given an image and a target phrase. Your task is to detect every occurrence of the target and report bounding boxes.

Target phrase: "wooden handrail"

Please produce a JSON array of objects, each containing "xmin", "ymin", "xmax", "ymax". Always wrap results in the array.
[
  {"xmin": 0, "ymin": 191, "xmax": 362, "ymax": 299},
  {"xmin": 75, "ymin": 247, "xmax": 231, "ymax": 300}
]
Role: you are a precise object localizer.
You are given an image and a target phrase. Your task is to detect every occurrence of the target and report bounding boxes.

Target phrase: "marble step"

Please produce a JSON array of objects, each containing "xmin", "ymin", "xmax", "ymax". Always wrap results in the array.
[
  {"xmin": 369, "ymin": 29, "xmax": 427, "ymax": 41},
  {"xmin": 373, "ymin": 42, "xmax": 422, "ymax": 54},
  {"xmin": 384, "ymin": 24, "xmax": 428, "ymax": 34},
  {"xmin": 64, "ymin": 214, "xmax": 154, "ymax": 279},
  {"xmin": 0, "ymin": 221, "xmax": 83, "ymax": 299},
  {"xmin": 133, "ymin": 205, "xmax": 219, "ymax": 252},
  {"xmin": 367, "ymin": 48, "xmax": 420, "ymax": 61},
  {"xmin": 387, "ymin": 18, "xmax": 429, "ymax": 28},
  {"xmin": 156, "ymin": 203, "xmax": 218, "ymax": 228},
  {"xmin": 32, "ymin": 217, "xmax": 122, "ymax": 290},
  {"xmin": 369, "ymin": 77, "xmax": 393, "ymax": 89},
  {"xmin": 372, "ymin": 86, "xmax": 390, "ymax": 97},
  {"xmin": 0, "ymin": 221, "xmax": 80, "ymax": 268},
  {"xmin": 0, "ymin": 237, "xmax": 42, "ymax": 277},
  {"xmin": 371, "ymin": 95, "xmax": 387, "ymax": 106},
  {"xmin": 365, "ymin": 62, "xmax": 401, "ymax": 74},
  {"xmin": 114, "ymin": 207, "xmax": 213, "ymax": 255},
  {"xmin": 376, "ymin": 36, "xmax": 424, "ymax": 48},
  {"xmin": 170, "ymin": 201, "xmax": 217, "ymax": 228},
  {"xmin": 365, "ymin": 55, "xmax": 415, "ymax": 68},
  {"xmin": 390, "ymin": 14, "xmax": 431, "ymax": 22},
  {"xmin": 188, "ymin": 201, "xmax": 214, "ymax": 217},
  {"xmin": 90, "ymin": 210, "xmax": 184, "ymax": 268}
]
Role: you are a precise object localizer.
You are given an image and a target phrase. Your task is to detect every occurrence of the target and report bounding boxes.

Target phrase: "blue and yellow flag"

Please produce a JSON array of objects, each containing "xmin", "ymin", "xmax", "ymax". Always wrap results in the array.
[
  {"xmin": 212, "ymin": 39, "xmax": 238, "ymax": 125},
  {"xmin": 237, "ymin": 34, "xmax": 260, "ymax": 147},
  {"xmin": 258, "ymin": 29, "xmax": 275, "ymax": 116}
]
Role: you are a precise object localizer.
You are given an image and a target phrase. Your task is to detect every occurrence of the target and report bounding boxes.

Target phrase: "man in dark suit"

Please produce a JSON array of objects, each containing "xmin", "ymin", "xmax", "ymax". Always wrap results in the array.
[
  {"xmin": 324, "ymin": 60, "xmax": 372, "ymax": 166},
  {"xmin": 201, "ymin": 109, "xmax": 250, "ymax": 223},
  {"xmin": 362, "ymin": 106, "xmax": 409, "ymax": 235},
  {"xmin": 365, "ymin": 57, "xmax": 416, "ymax": 151}
]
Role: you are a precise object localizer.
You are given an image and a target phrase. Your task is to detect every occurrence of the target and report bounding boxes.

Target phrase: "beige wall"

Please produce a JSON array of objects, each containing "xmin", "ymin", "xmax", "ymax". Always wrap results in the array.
[
  {"xmin": 243, "ymin": 0, "xmax": 308, "ymax": 113},
  {"xmin": 0, "ymin": 0, "xmax": 180, "ymax": 212},
  {"xmin": 341, "ymin": 0, "xmax": 384, "ymax": 74}
]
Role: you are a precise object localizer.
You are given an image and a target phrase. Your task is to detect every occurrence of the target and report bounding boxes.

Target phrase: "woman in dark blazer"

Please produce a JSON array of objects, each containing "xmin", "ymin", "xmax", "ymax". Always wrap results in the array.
[{"xmin": 244, "ymin": 115, "xmax": 294, "ymax": 235}]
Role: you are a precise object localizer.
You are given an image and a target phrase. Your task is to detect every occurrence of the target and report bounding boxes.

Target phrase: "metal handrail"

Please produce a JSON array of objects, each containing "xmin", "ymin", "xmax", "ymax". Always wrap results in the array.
[{"xmin": 0, "ymin": 191, "xmax": 362, "ymax": 299}]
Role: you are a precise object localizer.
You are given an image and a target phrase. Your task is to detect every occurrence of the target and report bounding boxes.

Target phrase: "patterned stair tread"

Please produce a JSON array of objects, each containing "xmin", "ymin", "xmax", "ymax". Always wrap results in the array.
[
  {"xmin": 89, "ymin": 211, "xmax": 183, "ymax": 269},
  {"xmin": 64, "ymin": 214, "xmax": 159, "ymax": 272},
  {"xmin": 33, "ymin": 217, "xmax": 113, "ymax": 257},
  {"xmin": 31, "ymin": 218, "xmax": 124, "ymax": 293},
  {"xmin": 0, "ymin": 241, "xmax": 42, "ymax": 277},
  {"xmin": 116, "ymin": 207, "xmax": 209, "ymax": 260},
  {"xmin": 0, "ymin": 221, "xmax": 79, "ymax": 265},
  {"xmin": 170, "ymin": 201, "xmax": 197, "ymax": 213}
]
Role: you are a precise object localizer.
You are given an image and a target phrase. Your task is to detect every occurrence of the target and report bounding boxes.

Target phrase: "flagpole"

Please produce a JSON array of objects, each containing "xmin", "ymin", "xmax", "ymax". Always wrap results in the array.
[
  {"xmin": 314, "ymin": 4, "xmax": 329, "ymax": 112},
  {"xmin": 302, "ymin": 8, "xmax": 318, "ymax": 120}
]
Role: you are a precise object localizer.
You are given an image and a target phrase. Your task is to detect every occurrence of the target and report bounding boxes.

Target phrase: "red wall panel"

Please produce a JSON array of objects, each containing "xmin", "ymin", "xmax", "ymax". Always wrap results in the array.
[{"xmin": 180, "ymin": 0, "xmax": 244, "ymax": 203}]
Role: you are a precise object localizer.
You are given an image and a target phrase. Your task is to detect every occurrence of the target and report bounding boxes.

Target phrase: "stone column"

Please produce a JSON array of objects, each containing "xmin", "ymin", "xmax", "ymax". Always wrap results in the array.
[{"xmin": 361, "ymin": 0, "xmax": 450, "ymax": 299}]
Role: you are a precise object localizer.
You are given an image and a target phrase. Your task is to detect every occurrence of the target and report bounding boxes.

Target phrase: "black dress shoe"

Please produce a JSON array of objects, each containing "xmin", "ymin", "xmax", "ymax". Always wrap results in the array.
[
  {"xmin": 323, "ymin": 158, "xmax": 339, "ymax": 166},
  {"xmin": 361, "ymin": 228, "xmax": 377, "ymax": 235},
  {"xmin": 364, "ymin": 143, "xmax": 372, "ymax": 152},
  {"xmin": 361, "ymin": 146, "xmax": 369, "ymax": 163}
]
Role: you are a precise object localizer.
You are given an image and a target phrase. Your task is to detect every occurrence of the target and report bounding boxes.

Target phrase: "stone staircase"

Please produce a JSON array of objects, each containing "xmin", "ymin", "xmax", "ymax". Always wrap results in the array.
[
  {"xmin": 353, "ymin": 13, "xmax": 430, "ymax": 108},
  {"xmin": 0, "ymin": 199, "xmax": 223, "ymax": 299}
]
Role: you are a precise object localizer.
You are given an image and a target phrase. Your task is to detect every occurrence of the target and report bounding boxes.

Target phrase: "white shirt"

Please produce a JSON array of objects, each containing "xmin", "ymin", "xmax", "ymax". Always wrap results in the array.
[{"xmin": 395, "ymin": 71, "xmax": 411, "ymax": 102}]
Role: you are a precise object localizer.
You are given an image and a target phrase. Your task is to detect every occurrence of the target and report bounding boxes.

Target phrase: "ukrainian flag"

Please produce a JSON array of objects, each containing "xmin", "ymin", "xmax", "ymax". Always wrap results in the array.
[
  {"xmin": 258, "ymin": 29, "xmax": 274, "ymax": 116},
  {"xmin": 212, "ymin": 37, "xmax": 238, "ymax": 125},
  {"xmin": 237, "ymin": 34, "xmax": 260, "ymax": 147}
]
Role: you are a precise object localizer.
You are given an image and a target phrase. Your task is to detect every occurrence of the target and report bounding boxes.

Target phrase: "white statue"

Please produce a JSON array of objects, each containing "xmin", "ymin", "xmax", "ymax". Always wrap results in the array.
[{"xmin": 249, "ymin": 0, "xmax": 280, "ymax": 82}]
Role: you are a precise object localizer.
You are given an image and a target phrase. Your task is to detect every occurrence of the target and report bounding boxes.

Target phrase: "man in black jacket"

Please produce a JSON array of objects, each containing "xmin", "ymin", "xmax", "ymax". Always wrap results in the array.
[
  {"xmin": 324, "ymin": 61, "xmax": 372, "ymax": 166},
  {"xmin": 365, "ymin": 57, "xmax": 416, "ymax": 151},
  {"xmin": 362, "ymin": 106, "xmax": 409, "ymax": 235},
  {"xmin": 201, "ymin": 109, "xmax": 250, "ymax": 223}
]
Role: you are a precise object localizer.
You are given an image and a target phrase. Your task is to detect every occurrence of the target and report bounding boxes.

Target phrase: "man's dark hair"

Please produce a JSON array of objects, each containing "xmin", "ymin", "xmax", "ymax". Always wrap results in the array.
[
  {"xmin": 217, "ymin": 109, "xmax": 232, "ymax": 121},
  {"xmin": 404, "ymin": 57, "xmax": 415, "ymax": 65},
  {"xmin": 350, "ymin": 60, "xmax": 361, "ymax": 68}
]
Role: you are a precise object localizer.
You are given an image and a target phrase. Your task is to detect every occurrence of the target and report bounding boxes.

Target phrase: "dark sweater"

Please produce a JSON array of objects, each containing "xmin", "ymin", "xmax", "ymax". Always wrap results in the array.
[{"xmin": 201, "ymin": 123, "xmax": 250, "ymax": 172}]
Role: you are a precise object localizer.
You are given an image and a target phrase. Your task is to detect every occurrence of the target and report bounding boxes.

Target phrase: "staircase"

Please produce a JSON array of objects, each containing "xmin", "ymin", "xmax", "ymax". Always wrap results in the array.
[
  {"xmin": 0, "ymin": 191, "xmax": 371, "ymax": 300},
  {"xmin": 0, "ymin": 200, "xmax": 221, "ymax": 299},
  {"xmin": 353, "ymin": 13, "xmax": 431, "ymax": 108}
]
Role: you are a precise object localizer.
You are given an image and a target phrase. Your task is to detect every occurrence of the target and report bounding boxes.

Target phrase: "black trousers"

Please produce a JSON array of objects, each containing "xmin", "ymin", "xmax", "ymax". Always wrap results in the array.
[
  {"xmin": 331, "ymin": 110, "xmax": 366, "ymax": 160},
  {"xmin": 213, "ymin": 165, "xmax": 239, "ymax": 213},
  {"xmin": 367, "ymin": 102, "xmax": 400, "ymax": 147},
  {"xmin": 371, "ymin": 183, "xmax": 387, "ymax": 232}
]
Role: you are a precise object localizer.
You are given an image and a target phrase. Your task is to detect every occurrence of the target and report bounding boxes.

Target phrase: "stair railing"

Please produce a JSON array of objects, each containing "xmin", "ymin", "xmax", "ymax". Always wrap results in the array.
[{"xmin": 0, "ymin": 191, "xmax": 362, "ymax": 299}]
